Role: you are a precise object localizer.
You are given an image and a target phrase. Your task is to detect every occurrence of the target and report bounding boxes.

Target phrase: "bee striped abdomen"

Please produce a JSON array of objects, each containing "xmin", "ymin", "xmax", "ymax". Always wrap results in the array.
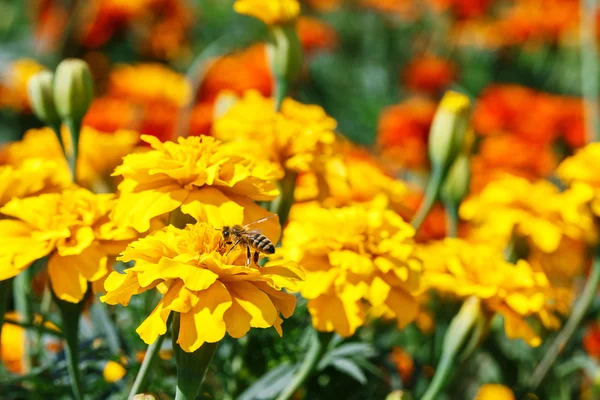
[{"xmin": 250, "ymin": 233, "xmax": 275, "ymax": 254}]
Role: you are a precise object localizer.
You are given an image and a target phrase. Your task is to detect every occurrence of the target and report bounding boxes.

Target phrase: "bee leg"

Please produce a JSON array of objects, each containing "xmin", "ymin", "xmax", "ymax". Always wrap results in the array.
[
  {"xmin": 225, "ymin": 239, "xmax": 241, "ymax": 256},
  {"xmin": 245, "ymin": 245, "xmax": 252, "ymax": 267},
  {"xmin": 253, "ymin": 250, "xmax": 260, "ymax": 265}
]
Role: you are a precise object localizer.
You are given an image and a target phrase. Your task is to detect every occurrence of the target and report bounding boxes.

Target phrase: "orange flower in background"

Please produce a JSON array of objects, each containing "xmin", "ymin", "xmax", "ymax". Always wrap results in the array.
[
  {"xmin": 0, "ymin": 58, "xmax": 45, "ymax": 112},
  {"xmin": 297, "ymin": 17, "xmax": 337, "ymax": 53},
  {"xmin": 390, "ymin": 347, "xmax": 415, "ymax": 385},
  {"xmin": 1, "ymin": 312, "xmax": 26, "ymax": 374},
  {"xmin": 426, "ymin": 0, "xmax": 492, "ymax": 19},
  {"xmin": 376, "ymin": 97, "xmax": 437, "ymax": 171},
  {"xmin": 360, "ymin": 0, "xmax": 420, "ymax": 17},
  {"xmin": 450, "ymin": 19, "xmax": 505, "ymax": 49},
  {"xmin": 305, "ymin": 0, "xmax": 341, "ymax": 12},
  {"xmin": 398, "ymin": 191, "xmax": 447, "ymax": 242},
  {"xmin": 84, "ymin": 97, "xmax": 138, "ymax": 133},
  {"xmin": 584, "ymin": 322, "xmax": 600, "ymax": 359},
  {"xmin": 200, "ymin": 44, "xmax": 273, "ymax": 103},
  {"xmin": 403, "ymin": 55, "xmax": 456, "ymax": 95}
]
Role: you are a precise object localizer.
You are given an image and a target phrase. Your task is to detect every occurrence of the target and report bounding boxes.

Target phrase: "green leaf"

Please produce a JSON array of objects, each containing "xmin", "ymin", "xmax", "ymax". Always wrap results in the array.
[
  {"xmin": 237, "ymin": 362, "xmax": 299, "ymax": 400},
  {"xmin": 331, "ymin": 358, "xmax": 367, "ymax": 384}
]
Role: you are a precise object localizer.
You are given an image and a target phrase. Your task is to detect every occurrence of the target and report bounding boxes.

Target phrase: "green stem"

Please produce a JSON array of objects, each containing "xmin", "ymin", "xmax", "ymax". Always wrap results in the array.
[
  {"xmin": 14, "ymin": 269, "xmax": 32, "ymax": 372},
  {"xmin": 0, "ymin": 278, "xmax": 11, "ymax": 356},
  {"xmin": 53, "ymin": 291, "xmax": 85, "ymax": 400},
  {"xmin": 128, "ymin": 314, "xmax": 172, "ymax": 399},
  {"xmin": 49, "ymin": 123, "xmax": 68, "ymax": 159},
  {"xmin": 411, "ymin": 168, "xmax": 445, "ymax": 232},
  {"xmin": 275, "ymin": 331, "xmax": 333, "ymax": 400},
  {"xmin": 274, "ymin": 77, "xmax": 288, "ymax": 112},
  {"xmin": 443, "ymin": 200, "xmax": 459, "ymax": 238},
  {"xmin": 270, "ymin": 171, "xmax": 297, "ymax": 227},
  {"xmin": 65, "ymin": 117, "xmax": 81, "ymax": 182},
  {"xmin": 89, "ymin": 299, "xmax": 121, "ymax": 355},
  {"xmin": 528, "ymin": 246, "xmax": 600, "ymax": 391},
  {"xmin": 172, "ymin": 313, "xmax": 219, "ymax": 400},
  {"xmin": 422, "ymin": 297, "xmax": 481, "ymax": 400},
  {"xmin": 580, "ymin": 0, "xmax": 599, "ymax": 143}
]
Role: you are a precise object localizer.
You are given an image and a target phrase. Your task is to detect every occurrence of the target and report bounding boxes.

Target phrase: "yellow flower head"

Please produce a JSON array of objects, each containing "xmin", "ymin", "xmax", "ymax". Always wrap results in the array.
[
  {"xmin": 460, "ymin": 174, "xmax": 596, "ymax": 253},
  {"xmin": 474, "ymin": 384, "xmax": 515, "ymax": 400},
  {"xmin": 3, "ymin": 126, "xmax": 139, "ymax": 188},
  {"xmin": 0, "ymin": 159, "xmax": 71, "ymax": 207},
  {"xmin": 0, "ymin": 188, "xmax": 138, "ymax": 302},
  {"xmin": 421, "ymin": 239, "xmax": 571, "ymax": 347},
  {"xmin": 213, "ymin": 90, "xmax": 337, "ymax": 175},
  {"xmin": 101, "ymin": 223, "xmax": 303, "ymax": 352},
  {"xmin": 234, "ymin": 0, "xmax": 300, "ymax": 25},
  {"xmin": 557, "ymin": 142, "xmax": 600, "ymax": 217},
  {"xmin": 108, "ymin": 63, "xmax": 192, "ymax": 107},
  {"xmin": 0, "ymin": 58, "xmax": 45, "ymax": 111},
  {"xmin": 271, "ymin": 197, "xmax": 421, "ymax": 337},
  {"xmin": 112, "ymin": 134, "xmax": 281, "ymax": 235}
]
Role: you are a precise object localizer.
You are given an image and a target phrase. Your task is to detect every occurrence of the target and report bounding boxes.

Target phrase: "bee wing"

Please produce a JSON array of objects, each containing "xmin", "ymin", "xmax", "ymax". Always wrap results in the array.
[
  {"xmin": 242, "ymin": 214, "xmax": 278, "ymax": 229},
  {"xmin": 243, "ymin": 229, "xmax": 263, "ymax": 236}
]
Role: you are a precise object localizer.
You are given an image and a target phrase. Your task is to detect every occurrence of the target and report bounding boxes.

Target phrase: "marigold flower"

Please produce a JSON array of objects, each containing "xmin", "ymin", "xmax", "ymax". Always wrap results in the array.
[
  {"xmin": 0, "ymin": 159, "xmax": 71, "ymax": 207},
  {"xmin": 101, "ymin": 223, "xmax": 303, "ymax": 352},
  {"xmin": 0, "ymin": 58, "xmax": 46, "ymax": 111},
  {"xmin": 421, "ymin": 239, "xmax": 571, "ymax": 346},
  {"xmin": 212, "ymin": 91, "xmax": 337, "ymax": 175},
  {"xmin": 403, "ymin": 55, "xmax": 456, "ymax": 95},
  {"xmin": 390, "ymin": 347, "xmax": 414, "ymax": 384},
  {"xmin": 234, "ymin": 0, "xmax": 300, "ymax": 25},
  {"xmin": 103, "ymin": 360, "xmax": 127, "ymax": 382},
  {"xmin": 474, "ymin": 384, "xmax": 515, "ymax": 400},
  {"xmin": 272, "ymin": 198, "xmax": 422, "ymax": 337},
  {"xmin": 297, "ymin": 17, "xmax": 337, "ymax": 53},
  {"xmin": 3, "ymin": 126, "xmax": 139, "ymax": 188},
  {"xmin": 111, "ymin": 134, "xmax": 280, "ymax": 234},
  {"xmin": 461, "ymin": 175, "xmax": 595, "ymax": 253},
  {"xmin": 1, "ymin": 312, "xmax": 26, "ymax": 374},
  {"xmin": 557, "ymin": 142, "xmax": 600, "ymax": 217},
  {"xmin": 426, "ymin": 0, "xmax": 492, "ymax": 19},
  {"xmin": 0, "ymin": 188, "xmax": 138, "ymax": 302},
  {"xmin": 583, "ymin": 322, "xmax": 600, "ymax": 360}
]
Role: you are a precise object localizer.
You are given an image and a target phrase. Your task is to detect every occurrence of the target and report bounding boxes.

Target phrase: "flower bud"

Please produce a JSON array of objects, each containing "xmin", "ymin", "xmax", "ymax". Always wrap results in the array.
[
  {"xmin": 440, "ymin": 154, "xmax": 471, "ymax": 206},
  {"xmin": 428, "ymin": 91, "xmax": 470, "ymax": 173},
  {"xmin": 267, "ymin": 24, "xmax": 303, "ymax": 87},
  {"xmin": 53, "ymin": 59, "xmax": 94, "ymax": 122},
  {"xmin": 27, "ymin": 70, "xmax": 61, "ymax": 126},
  {"xmin": 132, "ymin": 394, "xmax": 158, "ymax": 400}
]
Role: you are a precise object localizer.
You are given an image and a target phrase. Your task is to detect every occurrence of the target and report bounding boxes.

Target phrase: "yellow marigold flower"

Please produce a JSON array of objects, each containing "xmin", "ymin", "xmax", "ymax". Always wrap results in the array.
[
  {"xmin": 101, "ymin": 223, "xmax": 303, "ymax": 352},
  {"xmin": 234, "ymin": 0, "xmax": 300, "ymax": 25},
  {"xmin": 107, "ymin": 63, "xmax": 192, "ymax": 107},
  {"xmin": 103, "ymin": 360, "xmax": 127, "ymax": 383},
  {"xmin": 460, "ymin": 174, "xmax": 595, "ymax": 253},
  {"xmin": 271, "ymin": 197, "xmax": 421, "ymax": 337},
  {"xmin": 112, "ymin": 134, "xmax": 280, "ymax": 235},
  {"xmin": 0, "ymin": 58, "xmax": 45, "ymax": 111},
  {"xmin": 0, "ymin": 159, "xmax": 71, "ymax": 207},
  {"xmin": 474, "ymin": 384, "xmax": 515, "ymax": 400},
  {"xmin": 0, "ymin": 188, "xmax": 138, "ymax": 302},
  {"xmin": 558, "ymin": 142, "xmax": 600, "ymax": 216},
  {"xmin": 3, "ymin": 126, "xmax": 139, "ymax": 188},
  {"xmin": 213, "ymin": 90, "xmax": 337, "ymax": 175},
  {"xmin": 421, "ymin": 239, "xmax": 571, "ymax": 347}
]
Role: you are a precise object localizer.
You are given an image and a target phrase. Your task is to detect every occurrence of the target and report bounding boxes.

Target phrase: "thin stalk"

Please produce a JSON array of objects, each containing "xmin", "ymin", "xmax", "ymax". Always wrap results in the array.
[
  {"xmin": 529, "ymin": 246, "xmax": 600, "ymax": 391},
  {"xmin": 172, "ymin": 313, "xmax": 219, "ymax": 400},
  {"xmin": 274, "ymin": 78, "xmax": 288, "ymax": 112},
  {"xmin": 411, "ymin": 168, "xmax": 445, "ymax": 232},
  {"xmin": 275, "ymin": 331, "xmax": 333, "ymax": 400},
  {"xmin": 127, "ymin": 313, "xmax": 172, "ymax": 398},
  {"xmin": 53, "ymin": 292, "xmax": 85, "ymax": 400},
  {"xmin": 35, "ymin": 285, "xmax": 53, "ymax": 359},
  {"xmin": 270, "ymin": 171, "xmax": 297, "ymax": 227},
  {"xmin": 443, "ymin": 200, "xmax": 459, "ymax": 238},
  {"xmin": 421, "ymin": 297, "xmax": 481, "ymax": 400},
  {"xmin": 49, "ymin": 123, "xmax": 68, "ymax": 159},
  {"xmin": 0, "ymin": 278, "xmax": 11, "ymax": 355},
  {"xmin": 580, "ymin": 0, "xmax": 599, "ymax": 143},
  {"xmin": 64, "ymin": 117, "xmax": 81, "ymax": 182},
  {"xmin": 14, "ymin": 269, "xmax": 32, "ymax": 372},
  {"xmin": 3, "ymin": 318, "xmax": 63, "ymax": 338}
]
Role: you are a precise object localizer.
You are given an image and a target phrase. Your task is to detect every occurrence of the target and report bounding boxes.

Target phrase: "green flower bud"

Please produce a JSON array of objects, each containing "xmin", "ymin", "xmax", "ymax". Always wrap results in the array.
[
  {"xmin": 428, "ymin": 91, "xmax": 470, "ymax": 173},
  {"xmin": 27, "ymin": 70, "xmax": 60, "ymax": 125},
  {"xmin": 440, "ymin": 153, "xmax": 471, "ymax": 206},
  {"xmin": 53, "ymin": 59, "xmax": 94, "ymax": 122},
  {"xmin": 267, "ymin": 24, "xmax": 303, "ymax": 88}
]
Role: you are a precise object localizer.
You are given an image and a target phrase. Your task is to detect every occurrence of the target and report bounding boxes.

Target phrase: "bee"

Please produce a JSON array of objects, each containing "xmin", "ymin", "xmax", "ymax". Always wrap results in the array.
[{"xmin": 220, "ymin": 215, "xmax": 277, "ymax": 267}]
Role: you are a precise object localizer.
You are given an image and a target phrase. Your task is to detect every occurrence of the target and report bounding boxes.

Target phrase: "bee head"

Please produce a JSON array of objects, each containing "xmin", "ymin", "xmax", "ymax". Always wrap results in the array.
[{"xmin": 221, "ymin": 226, "xmax": 231, "ymax": 240}]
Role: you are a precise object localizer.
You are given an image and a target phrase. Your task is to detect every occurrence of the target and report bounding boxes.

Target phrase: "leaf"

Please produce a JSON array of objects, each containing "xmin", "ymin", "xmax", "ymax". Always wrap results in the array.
[
  {"xmin": 237, "ymin": 362, "xmax": 299, "ymax": 400},
  {"xmin": 331, "ymin": 358, "xmax": 367, "ymax": 384},
  {"xmin": 318, "ymin": 342, "xmax": 377, "ymax": 370}
]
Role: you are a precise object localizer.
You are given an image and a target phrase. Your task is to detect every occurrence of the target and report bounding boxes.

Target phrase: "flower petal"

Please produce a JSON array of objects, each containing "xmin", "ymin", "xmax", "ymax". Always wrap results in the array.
[{"xmin": 48, "ymin": 254, "xmax": 88, "ymax": 303}]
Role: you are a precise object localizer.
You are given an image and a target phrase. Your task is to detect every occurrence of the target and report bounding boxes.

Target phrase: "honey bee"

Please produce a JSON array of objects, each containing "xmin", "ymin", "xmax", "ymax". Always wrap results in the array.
[{"xmin": 220, "ymin": 215, "xmax": 277, "ymax": 266}]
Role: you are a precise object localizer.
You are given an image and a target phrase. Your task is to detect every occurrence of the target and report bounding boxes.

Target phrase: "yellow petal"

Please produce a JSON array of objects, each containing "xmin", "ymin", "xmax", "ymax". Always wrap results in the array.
[
  {"xmin": 181, "ymin": 188, "xmax": 244, "ymax": 227},
  {"xmin": 307, "ymin": 293, "xmax": 364, "ymax": 337},
  {"xmin": 223, "ymin": 297, "xmax": 252, "ymax": 338},
  {"xmin": 48, "ymin": 254, "xmax": 88, "ymax": 303},
  {"xmin": 226, "ymin": 281, "xmax": 278, "ymax": 328},
  {"xmin": 137, "ymin": 257, "xmax": 219, "ymax": 291}
]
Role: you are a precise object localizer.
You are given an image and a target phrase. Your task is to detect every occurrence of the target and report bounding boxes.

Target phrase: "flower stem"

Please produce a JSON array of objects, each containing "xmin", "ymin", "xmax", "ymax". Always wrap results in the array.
[
  {"xmin": 89, "ymin": 298, "xmax": 121, "ymax": 355},
  {"xmin": 49, "ymin": 123, "xmax": 68, "ymax": 159},
  {"xmin": 128, "ymin": 313, "xmax": 172, "ymax": 398},
  {"xmin": 172, "ymin": 313, "xmax": 219, "ymax": 400},
  {"xmin": 443, "ymin": 199, "xmax": 459, "ymax": 238},
  {"xmin": 275, "ymin": 330, "xmax": 333, "ymax": 400},
  {"xmin": 529, "ymin": 246, "xmax": 600, "ymax": 391},
  {"xmin": 422, "ymin": 297, "xmax": 482, "ymax": 400},
  {"xmin": 270, "ymin": 171, "xmax": 297, "ymax": 227},
  {"xmin": 274, "ymin": 77, "xmax": 288, "ymax": 112},
  {"xmin": 411, "ymin": 168, "xmax": 445, "ymax": 232},
  {"xmin": 580, "ymin": 0, "xmax": 600, "ymax": 143},
  {"xmin": 0, "ymin": 278, "xmax": 11, "ymax": 356},
  {"xmin": 65, "ymin": 117, "xmax": 81, "ymax": 182},
  {"xmin": 14, "ymin": 269, "xmax": 33, "ymax": 372},
  {"xmin": 53, "ymin": 291, "xmax": 85, "ymax": 400}
]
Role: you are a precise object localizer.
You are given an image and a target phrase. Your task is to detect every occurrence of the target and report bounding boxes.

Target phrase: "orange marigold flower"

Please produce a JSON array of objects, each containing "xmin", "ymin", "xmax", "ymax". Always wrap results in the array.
[
  {"xmin": 376, "ymin": 97, "xmax": 437, "ymax": 171},
  {"xmin": 426, "ymin": 0, "xmax": 492, "ymax": 19},
  {"xmin": 390, "ymin": 347, "xmax": 414, "ymax": 385},
  {"xmin": 403, "ymin": 55, "xmax": 456, "ymax": 95},
  {"xmin": 397, "ymin": 191, "xmax": 447, "ymax": 242},
  {"xmin": 0, "ymin": 58, "xmax": 46, "ymax": 112},
  {"xmin": 297, "ymin": 17, "xmax": 337, "ymax": 53},
  {"xmin": 584, "ymin": 322, "xmax": 600, "ymax": 360},
  {"xmin": 200, "ymin": 44, "xmax": 273, "ymax": 102},
  {"xmin": 84, "ymin": 97, "xmax": 138, "ymax": 133},
  {"xmin": 305, "ymin": 0, "xmax": 341, "ymax": 12}
]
